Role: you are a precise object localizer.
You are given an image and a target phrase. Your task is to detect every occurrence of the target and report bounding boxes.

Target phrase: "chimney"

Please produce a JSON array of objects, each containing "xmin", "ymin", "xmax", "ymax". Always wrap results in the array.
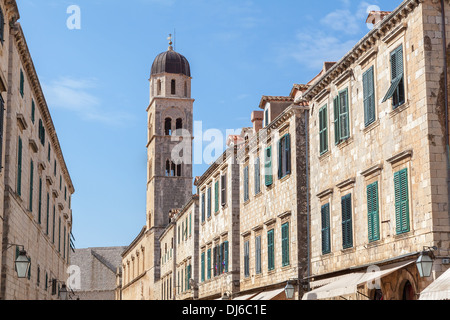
[
  {"xmin": 251, "ymin": 111, "xmax": 264, "ymax": 134},
  {"xmin": 366, "ymin": 11, "xmax": 391, "ymax": 26}
]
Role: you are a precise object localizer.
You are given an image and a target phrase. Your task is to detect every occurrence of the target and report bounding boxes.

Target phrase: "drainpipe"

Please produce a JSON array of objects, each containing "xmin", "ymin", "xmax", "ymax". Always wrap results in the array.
[{"xmin": 441, "ymin": 0, "xmax": 450, "ymax": 224}]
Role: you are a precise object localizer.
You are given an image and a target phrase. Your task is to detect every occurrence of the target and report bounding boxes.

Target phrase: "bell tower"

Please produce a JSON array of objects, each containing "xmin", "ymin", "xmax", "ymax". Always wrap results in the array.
[{"xmin": 145, "ymin": 37, "xmax": 194, "ymax": 292}]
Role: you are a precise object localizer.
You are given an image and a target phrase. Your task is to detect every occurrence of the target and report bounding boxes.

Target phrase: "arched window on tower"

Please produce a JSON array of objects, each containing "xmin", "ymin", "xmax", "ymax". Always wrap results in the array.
[
  {"xmin": 157, "ymin": 80, "xmax": 162, "ymax": 95},
  {"xmin": 176, "ymin": 118, "xmax": 183, "ymax": 135},
  {"xmin": 171, "ymin": 79, "xmax": 176, "ymax": 95},
  {"xmin": 171, "ymin": 161, "xmax": 176, "ymax": 176},
  {"xmin": 165, "ymin": 118, "xmax": 172, "ymax": 135},
  {"xmin": 166, "ymin": 160, "xmax": 171, "ymax": 176},
  {"xmin": 177, "ymin": 164, "xmax": 182, "ymax": 177},
  {"xmin": 184, "ymin": 82, "xmax": 188, "ymax": 97}
]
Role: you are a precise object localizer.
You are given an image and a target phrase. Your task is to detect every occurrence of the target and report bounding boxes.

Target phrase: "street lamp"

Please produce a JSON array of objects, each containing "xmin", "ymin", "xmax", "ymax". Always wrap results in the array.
[
  {"xmin": 59, "ymin": 284, "xmax": 68, "ymax": 300},
  {"xmin": 284, "ymin": 281, "xmax": 295, "ymax": 300},
  {"xmin": 15, "ymin": 249, "xmax": 31, "ymax": 279},
  {"xmin": 416, "ymin": 246, "xmax": 437, "ymax": 278}
]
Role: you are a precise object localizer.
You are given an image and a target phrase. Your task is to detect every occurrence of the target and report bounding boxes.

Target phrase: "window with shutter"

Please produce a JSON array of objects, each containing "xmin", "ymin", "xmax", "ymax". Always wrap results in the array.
[
  {"xmin": 38, "ymin": 178, "xmax": 42, "ymax": 224},
  {"xmin": 0, "ymin": 8, "xmax": 4, "ymax": 43},
  {"xmin": 244, "ymin": 241, "xmax": 250, "ymax": 277},
  {"xmin": 254, "ymin": 158, "xmax": 261, "ymax": 195},
  {"xmin": 20, "ymin": 69, "xmax": 24, "ymax": 97},
  {"xmin": 221, "ymin": 174, "xmax": 227, "ymax": 206},
  {"xmin": 265, "ymin": 146, "xmax": 273, "ymax": 186},
  {"xmin": 394, "ymin": 168, "xmax": 410, "ymax": 234},
  {"xmin": 339, "ymin": 89, "xmax": 350, "ymax": 140},
  {"xmin": 31, "ymin": 100, "xmax": 35, "ymax": 124},
  {"xmin": 341, "ymin": 194, "xmax": 353, "ymax": 249},
  {"xmin": 382, "ymin": 45, "xmax": 405, "ymax": 108},
  {"xmin": 244, "ymin": 166, "xmax": 249, "ymax": 201},
  {"xmin": 207, "ymin": 249, "xmax": 211, "ymax": 279},
  {"xmin": 319, "ymin": 105, "xmax": 328, "ymax": 154},
  {"xmin": 367, "ymin": 182, "xmax": 380, "ymax": 242},
  {"xmin": 46, "ymin": 193, "xmax": 49, "ymax": 234},
  {"xmin": 363, "ymin": 66, "xmax": 376, "ymax": 126},
  {"xmin": 255, "ymin": 235, "xmax": 261, "ymax": 274},
  {"xmin": 214, "ymin": 180, "xmax": 219, "ymax": 213},
  {"xmin": 201, "ymin": 192, "xmax": 205, "ymax": 222},
  {"xmin": 268, "ymin": 229, "xmax": 275, "ymax": 271},
  {"xmin": 321, "ymin": 203, "xmax": 331, "ymax": 254},
  {"xmin": 207, "ymin": 187, "xmax": 211, "ymax": 218},
  {"xmin": 224, "ymin": 241, "xmax": 229, "ymax": 273},
  {"xmin": 282, "ymin": 222, "xmax": 290, "ymax": 266},
  {"xmin": 17, "ymin": 136, "xmax": 22, "ymax": 196},
  {"xmin": 29, "ymin": 160, "xmax": 34, "ymax": 212},
  {"xmin": 201, "ymin": 252, "xmax": 205, "ymax": 282},
  {"xmin": 278, "ymin": 134, "xmax": 291, "ymax": 179},
  {"xmin": 333, "ymin": 96, "xmax": 340, "ymax": 145}
]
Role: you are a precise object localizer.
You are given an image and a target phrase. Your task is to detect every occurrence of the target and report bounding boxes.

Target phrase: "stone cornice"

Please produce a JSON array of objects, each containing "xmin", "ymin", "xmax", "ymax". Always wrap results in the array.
[
  {"xmin": 303, "ymin": 0, "xmax": 421, "ymax": 101},
  {"xmin": 13, "ymin": 23, "xmax": 75, "ymax": 194}
]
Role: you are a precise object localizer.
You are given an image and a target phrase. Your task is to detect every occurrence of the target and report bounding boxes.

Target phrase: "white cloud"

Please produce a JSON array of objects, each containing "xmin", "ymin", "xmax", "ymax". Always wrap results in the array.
[
  {"xmin": 280, "ymin": 31, "xmax": 357, "ymax": 71},
  {"xmin": 320, "ymin": 1, "xmax": 372, "ymax": 35},
  {"xmin": 42, "ymin": 77, "xmax": 134, "ymax": 126}
]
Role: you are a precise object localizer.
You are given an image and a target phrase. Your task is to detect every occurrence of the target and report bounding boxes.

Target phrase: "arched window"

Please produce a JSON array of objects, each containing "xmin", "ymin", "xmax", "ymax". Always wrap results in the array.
[
  {"xmin": 171, "ymin": 161, "xmax": 176, "ymax": 176},
  {"xmin": 165, "ymin": 118, "xmax": 172, "ymax": 135},
  {"xmin": 171, "ymin": 79, "xmax": 176, "ymax": 95},
  {"xmin": 166, "ymin": 160, "xmax": 171, "ymax": 176},
  {"xmin": 176, "ymin": 118, "xmax": 183, "ymax": 134},
  {"xmin": 157, "ymin": 80, "xmax": 162, "ymax": 95},
  {"xmin": 177, "ymin": 164, "xmax": 182, "ymax": 177},
  {"xmin": 184, "ymin": 82, "xmax": 188, "ymax": 97}
]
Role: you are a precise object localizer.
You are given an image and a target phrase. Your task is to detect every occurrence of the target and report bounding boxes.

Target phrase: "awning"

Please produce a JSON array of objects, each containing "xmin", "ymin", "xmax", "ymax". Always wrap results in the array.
[
  {"xmin": 303, "ymin": 260, "xmax": 415, "ymax": 300},
  {"xmin": 232, "ymin": 292, "xmax": 261, "ymax": 300},
  {"xmin": 250, "ymin": 288, "xmax": 286, "ymax": 300},
  {"xmin": 419, "ymin": 267, "xmax": 450, "ymax": 300}
]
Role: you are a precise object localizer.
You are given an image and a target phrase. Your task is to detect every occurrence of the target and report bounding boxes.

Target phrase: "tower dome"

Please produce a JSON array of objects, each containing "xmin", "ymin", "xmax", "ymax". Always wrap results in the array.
[{"xmin": 150, "ymin": 46, "xmax": 191, "ymax": 77}]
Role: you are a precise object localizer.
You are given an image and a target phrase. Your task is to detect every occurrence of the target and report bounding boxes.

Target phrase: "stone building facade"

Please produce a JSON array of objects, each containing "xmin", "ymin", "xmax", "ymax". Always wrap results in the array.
[
  {"xmin": 0, "ymin": 0, "xmax": 75, "ymax": 300},
  {"xmin": 196, "ymin": 147, "xmax": 240, "ymax": 300},
  {"xmin": 236, "ymin": 93, "xmax": 309, "ymax": 301},
  {"xmin": 302, "ymin": 0, "xmax": 450, "ymax": 300},
  {"xmin": 70, "ymin": 247, "xmax": 126, "ymax": 300},
  {"xmin": 121, "ymin": 42, "xmax": 194, "ymax": 300}
]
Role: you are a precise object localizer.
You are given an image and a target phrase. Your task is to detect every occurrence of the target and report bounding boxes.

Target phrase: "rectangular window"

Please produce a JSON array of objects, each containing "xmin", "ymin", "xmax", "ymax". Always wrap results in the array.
[
  {"xmin": 17, "ymin": 136, "xmax": 22, "ymax": 196},
  {"xmin": 341, "ymin": 194, "xmax": 353, "ymax": 249},
  {"xmin": 243, "ymin": 166, "xmax": 249, "ymax": 202},
  {"xmin": 58, "ymin": 217, "xmax": 61, "ymax": 252},
  {"xmin": 264, "ymin": 146, "xmax": 273, "ymax": 186},
  {"xmin": 319, "ymin": 105, "xmax": 328, "ymax": 154},
  {"xmin": 321, "ymin": 203, "xmax": 331, "ymax": 254},
  {"xmin": 264, "ymin": 108, "xmax": 269, "ymax": 127},
  {"xmin": 382, "ymin": 44, "xmax": 405, "ymax": 108},
  {"xmin": 201, "ymin": 252, "xmax": 205, "ymax": 282},
  {"xmin": 221, "ymin": 174, "xmax": 227, "ymax": 206},
  {"xmin": 255, "ymin": 235, "xmax": 261, "ymax": 274},
  {"xmin": 267, "ymin": 229, "xmax": 275, "ymax": 271},
  {"xmin": 207, "ymin": 248, "xmax": 211, "ymax": 279},
  {"xmin": 20, "ymin": 69, "xmax": 24, "ymax": 97},
  {"xmin": 244, "ymin": 240, "xmax": 250, "ymax": 278},
  {"xmin": 38, "ymin": 119, "xmax": 46, "ymax": 146},
  {"xmin": 334, "ymin": 89, "xmax": 350, "ymax": 144},
  {"xmin": 223, "ymin": 241, "xmax": 229, "ymax": 273},
  {"xmin": 278, "ymin": 134, "xmax": 291, "ymax": 179},
  {"xmin": 363, "ymin": 66, "xmax": 376, "ymax": 126},
  {"xmin": 38, "ymin": 178, "xmax": 42, "ymax": 224},
  {"xmin": 394, "ymin": 168, "xmax": 410, "ymax": 234},
  {"xmin": 214, "ymin": 180, "xmax": 219, "ymax": 213},
  {"xmin": 31, "ymin": 100, "xmax": 35, "ymax": 124},
  {"xmin": 52, "ymin": 206, "xmax": 55, "ymax": 243},
  {"xmin": 48, "ymin": 144, "xmax": 51, "ymax": 162},
  {"xmin": 29, "ymin": 160, "xmax": 34, "ymax": 212},
  {"xmin": 254, "ymin": 157, "xmax": 260, "ymax": 195},
  {"xmin": 367, "ymin": 181, "xmax": 380, "ymax": 242},
  {"xmin": 46, "ymin": 193, "xmax": 50, "ymax": 235},
  {"xmin": 201, "ymin": 192, "xmax": 205, "ymax": 222},
  {"xmin": 281, "ymin": 222, "xmax": 290, "ymax": 266},
  {"xmin": 207, "ymin": 186, "xmax": 211, "ymax": 218}
]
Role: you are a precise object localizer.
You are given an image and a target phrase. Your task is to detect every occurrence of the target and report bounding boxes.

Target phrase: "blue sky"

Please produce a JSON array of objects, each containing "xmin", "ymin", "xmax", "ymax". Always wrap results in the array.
[{"xmin": 17, "ymin": 0, "xmax": 399, "ymax": 249}]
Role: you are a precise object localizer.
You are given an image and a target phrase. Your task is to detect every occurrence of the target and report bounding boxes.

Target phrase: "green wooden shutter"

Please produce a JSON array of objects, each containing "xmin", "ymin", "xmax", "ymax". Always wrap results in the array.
[
  {"xmin": 265, "ymin": 146, "xmax": 273, "ymax": 186},
  {"xmin": 367, "ymin": 182, "xmax": 380, "ymax": 242},
  {"xmin": 285, "ymin": 134, "xmax": 291, "ymax": 175},
  {"xmin": 278, "ymin": 139, "xmax": 282, "ymax": 179},
  {"xmin": 46, "ymin": 193, "xmax": 50, "ymax": 234},
  {"xmin": 17, "ymin": 137, "xmax": 22, "ymax": 196},
  {"xmin": 394, "ymin": 168, "xmax": 410, "ymax": 234},
  {"xmin": 207, "ymin": 187, "xmax": 211, "ymax": 218},
  {"xmin": 207, "ymin": 248, "xmax": 211, "ymax": 279},
  {"xmin": 255, "ymin": 236, "xmax": 261, "ymax": 274},
  {"xmin": 214, "ymin": 180, "xmax": 219, "ymax": 213},
  {"xmin": 363, "ymin": 66, "xmax": 376, "ymax": 126},
  {"xmin": 244, "ymin": 241, "xmax": 249, "ymax": 277},
  {"xmin": 244, "ymin": 166, "xmax": 249, "ymax": 201},
  {"xmin": 31, "ymin": 100, "xmax": 35, "ymax": 124},
  {"xmin": 224, "ymin": 241, "xmax": 229, "ymax": 273},
  {"xmin": 201, "ymin": 192, "xmax": 205, "ymax": 222},
  {"xmin": 20, "ymin": 69, "xmax": 24, "ymax": 97},
  {"xmin": 282, "ymin": 222, "xmax": 289, "ymax": 266},
  {"xmin": 268, "ymin": 229, "xmax": 275, "ymax": 270},
  {"xmin": 254, "ymin": 158, "xmax": 260, "ymax": 195},
  {"xmin": 201, "ymin": 252, "xmax": 205, "ymax": 282},
  {"xmin": 321, "ymin": 203, "xmax": 331, "ymax": 254},
  {"xmin": 382, "ymin": 45, "xmax": 404, "ymax": 104},
  {"xmin": 29, "ymin": 160, "xmax": 34, "ymax": 212},
  {"xmin": 221, "ymin": 174, "xmax": 227, "ymax": 206},
  {"xmin": 319, "ymin": 105, "xmax": 328, "ymax": 154},
  {"xmin": 333, "ymin": 97, "xmax": 340, "ymax": 145},
  {"xmin": 339, "ymin": 89, "xmax": 349, "ymax": 140},
  {"xmin": 38, "ymin": 178, "xmax": 42, "ymax": 224},
  {"xmin": 341, "ymin": 194, "xmax": 353, "ymax": 249}
]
